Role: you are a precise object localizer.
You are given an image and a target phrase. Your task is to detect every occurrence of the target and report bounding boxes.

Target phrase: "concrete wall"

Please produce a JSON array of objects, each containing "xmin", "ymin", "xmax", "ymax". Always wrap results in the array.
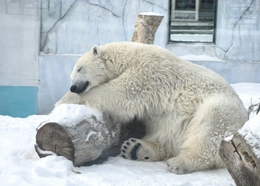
[
  {"xmin": 167, "ymin": 0, "xmax": 260, "ymax": 84},
  {"xmin": 0, "ymin": 0, "xmax": 40, "ymax": 117},
  {"xmin": 38, "ymin": 54, "xmax": 79, "ymax": 114},
  {"xmin": 1, "ymin": 0, "xmax": 260, "ymax": 116},
  {"xmin": 40, "ymin": 0, "xmax": 169, "ymax": 54}
]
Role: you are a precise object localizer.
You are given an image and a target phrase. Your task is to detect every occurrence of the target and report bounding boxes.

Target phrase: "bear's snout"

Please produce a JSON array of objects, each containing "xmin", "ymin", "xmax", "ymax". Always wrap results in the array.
[{"xmin": 70, "ymin": 81, "xmax": 89, "ymax": 94}]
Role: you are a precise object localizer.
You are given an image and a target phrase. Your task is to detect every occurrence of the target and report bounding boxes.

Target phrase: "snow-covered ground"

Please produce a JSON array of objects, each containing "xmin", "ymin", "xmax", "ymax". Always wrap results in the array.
[{"xmin": 0, "ymin": 83, "xmax": 259, "ymax": 186}]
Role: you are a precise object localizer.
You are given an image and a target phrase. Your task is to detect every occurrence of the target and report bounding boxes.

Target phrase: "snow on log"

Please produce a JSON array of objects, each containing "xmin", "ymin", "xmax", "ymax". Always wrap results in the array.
[
  {"xmin": 35, "ymin": 104, "xmax": 121, "ymax": 166},
  {"xmin": 219, "ymin": 114, "xmax": 260, "ymax": 186},
  {"xmin": 35, "ymin": 104, "xmax": 145, "ymax": 166},
  {"xmin": 131, "ymin": 12, "xmax": 164, "ymax": 44}
]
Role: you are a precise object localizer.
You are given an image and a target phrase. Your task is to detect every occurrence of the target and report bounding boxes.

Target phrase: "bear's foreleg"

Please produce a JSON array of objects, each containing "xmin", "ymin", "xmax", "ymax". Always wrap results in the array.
[
  {"xmin": 121, "ymin": 138, "xmax": 164, "ymax": 161},
  {"xmin": 55, "ymin": 83, "xmax": 142, "ymax": 122},
  {"xmin": 55, "ymin": 91, "xmax": 83, "ymax": 107}
]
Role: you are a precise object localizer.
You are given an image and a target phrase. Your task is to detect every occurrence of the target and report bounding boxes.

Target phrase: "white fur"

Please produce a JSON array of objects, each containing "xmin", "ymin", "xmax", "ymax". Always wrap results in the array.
[{"xmin": 56, "ymin": 42, "xmax": 248, "ymax": 174}]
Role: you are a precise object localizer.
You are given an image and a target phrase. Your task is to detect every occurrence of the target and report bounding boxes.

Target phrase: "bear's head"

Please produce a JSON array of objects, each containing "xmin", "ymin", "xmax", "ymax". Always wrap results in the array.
[{"xmin": 70, "ymin": 45, "xmax": 109, "ymax": 94}]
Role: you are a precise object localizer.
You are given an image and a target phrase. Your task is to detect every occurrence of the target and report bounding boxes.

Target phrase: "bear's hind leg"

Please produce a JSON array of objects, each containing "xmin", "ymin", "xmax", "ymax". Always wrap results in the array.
[
  {"xmin": 166, "ymin": 127, "xmax": 223, "ymax": 174},
  {"xmin": 121, "ymin": 138, "xmax": 163, "ymax": 161},
  {"xmin": 167, "ymin": 95, "xmax": 246, "ymax": 174},
  {"xmin": 167, "ymin": 114, "xmax": 220, "ymax": 173},
  {"xmin": 166, "ymin": 144, "xmax": 223, "ymax": 174}
]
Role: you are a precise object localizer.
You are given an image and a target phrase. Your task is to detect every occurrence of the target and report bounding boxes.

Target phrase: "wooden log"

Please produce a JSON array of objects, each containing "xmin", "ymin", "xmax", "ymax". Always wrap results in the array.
[
  {"xmin": 131, "ymin": 12, "xmax": 164, "ymax": 44},
  {"xmin": 35, "ymin": 108, "xmax": 120, "ymax": 166},
  {"xmin": 35, "ymin": 122, "xmax": 75, "ymax": 160},
  {"xmin": 219, "ymin": 133, "xmax": 260, "ymax": 186},
  {"xmin": 35, "ymin": 105, "xmax": 145, "ymax": 166}
]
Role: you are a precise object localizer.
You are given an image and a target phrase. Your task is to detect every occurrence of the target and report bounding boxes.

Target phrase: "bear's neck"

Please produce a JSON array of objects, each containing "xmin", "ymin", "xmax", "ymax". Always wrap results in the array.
[
  {"xmin": 102, "ymin": 43, "xmax": 144, "ymax": 79},
  {"xmin": 104, "ymin": 53, "xmax": 133, "ymax": 79}
]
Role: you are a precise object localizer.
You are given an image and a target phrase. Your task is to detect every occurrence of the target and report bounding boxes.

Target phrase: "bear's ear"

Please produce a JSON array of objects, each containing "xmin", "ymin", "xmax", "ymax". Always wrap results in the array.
[{"xmin": 91, "ymin": 45, "xmax": 102, "ymax": 56}]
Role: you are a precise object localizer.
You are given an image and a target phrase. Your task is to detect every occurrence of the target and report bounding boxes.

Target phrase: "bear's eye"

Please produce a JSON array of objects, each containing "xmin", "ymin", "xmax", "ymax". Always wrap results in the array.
[{"xmin": 77, "ymin": 67, "xmax": 83, "ymax": 72}]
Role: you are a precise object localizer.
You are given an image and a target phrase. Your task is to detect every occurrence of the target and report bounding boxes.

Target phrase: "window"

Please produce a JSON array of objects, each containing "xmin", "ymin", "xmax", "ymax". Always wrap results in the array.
[{"xmin": 170, "ymin": 0, "xmax": 217, "ymax": 43}]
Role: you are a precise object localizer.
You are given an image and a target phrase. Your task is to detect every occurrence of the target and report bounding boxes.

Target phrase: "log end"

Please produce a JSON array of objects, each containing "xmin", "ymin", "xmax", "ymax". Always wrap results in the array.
[
  {"xmin": 219, "ymin": 134, "xmax": 260, "ymax": 186},
  {"xmin": 35, "ymin": 122, "xmax": 75, "ymax": 161}
]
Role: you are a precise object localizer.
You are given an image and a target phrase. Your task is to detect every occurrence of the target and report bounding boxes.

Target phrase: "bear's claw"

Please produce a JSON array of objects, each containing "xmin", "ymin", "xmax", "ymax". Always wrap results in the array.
[{"xmin": 121, "ymin": 138, "xmax": 150, "ymax": 161}]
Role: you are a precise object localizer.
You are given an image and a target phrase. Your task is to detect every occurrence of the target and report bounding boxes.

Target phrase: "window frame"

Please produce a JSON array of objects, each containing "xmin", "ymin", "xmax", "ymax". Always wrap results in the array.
[{"xmin": 168, "ymin": 0, "xmax": 218, "ymax": 44}]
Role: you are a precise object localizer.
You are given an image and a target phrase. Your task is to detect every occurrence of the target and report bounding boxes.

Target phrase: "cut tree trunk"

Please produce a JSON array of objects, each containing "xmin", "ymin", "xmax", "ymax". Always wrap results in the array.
[
  {"xmin": 219, "ymin": 133, "xmax": 260, "ymax": 186},
  {"xmin": 35, "ymin": 113, "xmax": 145, "ymax": 166},
  {"xmin": 132, "ymin": 12, "xmax": 164, "ymax": 44},
  {"xmin": 35, "ymin": 113, "xmax": 120, "ymax": 166}
]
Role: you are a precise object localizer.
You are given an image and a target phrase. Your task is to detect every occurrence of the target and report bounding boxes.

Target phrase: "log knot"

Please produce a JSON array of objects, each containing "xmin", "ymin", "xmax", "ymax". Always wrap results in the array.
[{"xmin": 242, "ymin": 151, "xmax": 256, "ymax": 168}]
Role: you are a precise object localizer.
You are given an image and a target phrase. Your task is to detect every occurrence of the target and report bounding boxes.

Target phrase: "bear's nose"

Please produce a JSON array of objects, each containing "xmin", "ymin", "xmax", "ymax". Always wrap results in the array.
[
  {"xmin": 70, "ymin": 85, "xmax": 78, "ymax": 93},
  {"xmin": 70, "ymin": 81, "xmax": 89, "ymax": 94}
]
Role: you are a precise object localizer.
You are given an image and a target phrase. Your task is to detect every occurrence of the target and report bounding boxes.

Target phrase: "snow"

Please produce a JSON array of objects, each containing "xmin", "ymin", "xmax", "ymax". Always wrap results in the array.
[
  {"xmin": 139, "ymin": 12, "xmax": 163, "ymax": 16},
  {"xmin": 39, "ymin": 104, "xmax": 103, "ymax": 128},
  {"xmin": 238, "ymin": 114, "xmax": 260, "ymax": 159},
  {"xmin": 231, "ymin": 83, "xmax": 260, "ymax": 111},
  {"xmin": 224, "ymin": 135, "xmax": 233, "ymax": 142},
  {"xmin": 85, "ymin": 130, "xmax": 100, "ymax": 142},
  {"xmin": 170, "ymin": 33, "xmax": 213, "ymax": 43},
  {"xmin": 0, "ymin": 83, "xmax": 260, "ymax": 186},
  {"xmin": 179, "ymin": 54, "xmax": 222, "ymax": 62}
]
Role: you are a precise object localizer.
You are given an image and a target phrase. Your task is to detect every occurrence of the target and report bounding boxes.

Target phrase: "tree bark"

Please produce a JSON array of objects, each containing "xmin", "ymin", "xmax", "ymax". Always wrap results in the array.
[
  {"xmin": 35, "ymin": 114, "xmax": 122, "ymax": 166},
  {"xmin": 132, "ymin": 12, "xmax": 164, "ymax": 44},
  {"xmin": 35, "ymin": 115, "xmax": 145, "ymax": 166},
  {"xmin": 219, "ymin": 133, "xmax": 260, "ymax": 186}
]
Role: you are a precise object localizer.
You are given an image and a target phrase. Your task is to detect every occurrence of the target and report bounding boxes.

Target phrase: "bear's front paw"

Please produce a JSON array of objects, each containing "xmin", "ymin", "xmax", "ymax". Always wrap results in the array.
[
  {"xmin": 121, "ymin": 138, "xmax": 164, "ymax": 161},
  {"xmin": 166, "ymin": 157, "xmax": 192, "ymax": 174},
  {"xmin": 121, "ymin": 138, "xmax": 151, "ymax": 161}
]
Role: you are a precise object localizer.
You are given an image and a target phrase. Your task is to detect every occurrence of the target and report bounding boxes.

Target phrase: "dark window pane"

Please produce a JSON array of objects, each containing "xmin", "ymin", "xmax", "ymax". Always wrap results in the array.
[
  {"xmin": 200, "ymin": 0, "xmax": 215, "ymax": 9},
  {"xmin": 175, "ymin": 0, "xmax": 196, "ymax": 10}
]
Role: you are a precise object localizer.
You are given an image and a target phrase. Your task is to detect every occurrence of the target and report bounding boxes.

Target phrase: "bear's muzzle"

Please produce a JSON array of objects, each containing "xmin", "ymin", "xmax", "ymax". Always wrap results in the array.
[{"xmin": 70, "ymin": 81, "xmax": 89, "ymax": 94}]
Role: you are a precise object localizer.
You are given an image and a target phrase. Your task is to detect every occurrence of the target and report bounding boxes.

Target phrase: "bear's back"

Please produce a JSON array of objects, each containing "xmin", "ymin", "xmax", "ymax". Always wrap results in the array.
[{"xmin": 103, "ymin": 42, "xmax": 230, "ymax": 87}]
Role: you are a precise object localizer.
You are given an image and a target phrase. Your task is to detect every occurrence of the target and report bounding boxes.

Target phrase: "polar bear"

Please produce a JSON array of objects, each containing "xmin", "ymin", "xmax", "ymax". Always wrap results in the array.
[{"xmin": 56, "ymin": 42, "xmax": 248, "ymax": 174}]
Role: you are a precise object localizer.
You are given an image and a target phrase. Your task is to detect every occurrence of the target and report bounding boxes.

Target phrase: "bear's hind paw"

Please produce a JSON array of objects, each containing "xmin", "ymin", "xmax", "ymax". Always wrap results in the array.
[{"xmin": 166, "ymin": 157, "xmax": 200, "ymax": 174}]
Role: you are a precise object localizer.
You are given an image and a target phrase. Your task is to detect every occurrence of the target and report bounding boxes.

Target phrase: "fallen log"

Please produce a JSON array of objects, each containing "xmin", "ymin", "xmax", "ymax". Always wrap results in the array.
[
  {"xmin": 35, "ymin": 104, "xmax": 118, "ymax": 166},
  {"xmin": 219, "ymin": 114, "xmax": 260, "ymax": 186},
  {"xmin": 35, "ymin": 104, "xmax": 145, "ymax": 166}
]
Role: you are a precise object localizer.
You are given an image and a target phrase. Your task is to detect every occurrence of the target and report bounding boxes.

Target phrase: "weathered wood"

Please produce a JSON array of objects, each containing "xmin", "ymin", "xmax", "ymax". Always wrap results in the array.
[
  {"xmin": 35, "ymin": 113, "xmax": 145, "ymax": 166},
  {"xmin": 132, "ymin": 12, "xmax": 164, "ymax": 44},
  {"xmin": 35, "ymin": 122, "xmax": 74, "ymax": 160},
  {"xmin": 256, "ymin": 103, "xmax": 260, "ymax": 114},
  {"xmin": 219, "ymin": 133, "xmax": 260, "ymax": 186},
  {"xmin": 35, "ymin": 113, "xmax": 121, "ymax": 166},
  {"xmin": 248, "ymin": 101, "xmax": 260, "ymax": 116}
]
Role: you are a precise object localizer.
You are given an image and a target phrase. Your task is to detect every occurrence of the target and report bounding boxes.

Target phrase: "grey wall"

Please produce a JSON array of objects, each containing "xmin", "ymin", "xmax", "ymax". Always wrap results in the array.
[
  {"xmin": 40, "ymin": 0, "xmax": 169, "ymax": 54},
  {"xmin": 168, "ymin": 0, "xmax": 260, "ymax": 62},
  {"xmin": 215, "ymin": 0, "xmax": 260, "ymax": 61},
  {"xmin": 1, "ymin": 0, "xmax": 259, "ymax": 116},
  {"xmin": 0, "ymin": 0, "xmax": 39, "ymax": 86},
  {"xmin": 0, "ymin": 0, "xmax": 40, "ymax": 117},
  {"xmin": 166, "ymin": 0, "xmax": 260, "ymax": 88}
]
